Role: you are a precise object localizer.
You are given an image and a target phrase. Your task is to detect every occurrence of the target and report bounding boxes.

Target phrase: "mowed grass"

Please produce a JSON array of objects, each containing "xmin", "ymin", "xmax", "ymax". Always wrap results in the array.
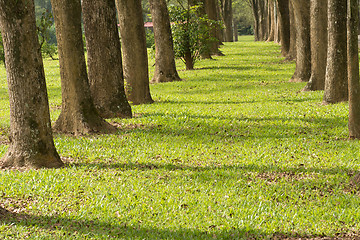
[{"xmin": 0, "ymin": 36, "xmax": 360, "ymax": 239}]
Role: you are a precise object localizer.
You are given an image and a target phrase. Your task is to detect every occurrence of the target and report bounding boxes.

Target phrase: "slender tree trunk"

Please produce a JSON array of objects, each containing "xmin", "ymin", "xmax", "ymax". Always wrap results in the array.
[
  {"xmin": 82, "ymin": 0, "xmax": 132, "ymax": 119},
  {"xmin": 51, "ymin": 0, "xmax": 114, "ymax": 134},
  {"xmin": 251, "ymin": 0, "xmax": 261, "ymax": 41},
  {"xmin": 274, "ymin": 2, "xmax": 281, "ymax": 43},
  {"xmin": 276, "ymin": 0, "xmax": 290, "ymax": 56},
  {"xmin": 233, "ymin": 19, "xmax": 239, "ymax": 42},
  {"xmin": 0, "ymin": 0, "xmax": 63, "ymax": 168},
  {"xmin": 303, "ymin": 0, "xmax": 327, "ymax": 91},
  {"xmin": 286, "ymin": 1, "xmax": 296, "ymax": 60},
  {"xmin": 221, "ymin": 0, "xmax": 234, "ymax": 42},
  {"xmin": 116, "ymin": 0, "xmax": 154, "ymax": 104},
  {"xmin": 149, "ymin": 0, "xmax": 181, "ymax": 83},
  {"xmin": 348, "ymin": 0, "xmax": 360, "ymax": 138},
  {"xmin": 258, "ymin": 0, "xmax": 268, "ymax": 40},
  {"xmin": 290, "ymin": 0, "xmax": 311, "ymax": 82},
  {"xmin": 323, "ymin": 0, "xmax": 348, "ymax": 104},
  {"xmin": 267, "ymin": 0, "xmax": 275, "ymax": 41}
]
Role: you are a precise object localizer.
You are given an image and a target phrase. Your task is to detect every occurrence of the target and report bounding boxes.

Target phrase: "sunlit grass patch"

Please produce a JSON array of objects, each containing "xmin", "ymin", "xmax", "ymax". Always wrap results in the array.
[{"xmin": 0, "ymin": 35, "xmax": 359, "ymax": 239}]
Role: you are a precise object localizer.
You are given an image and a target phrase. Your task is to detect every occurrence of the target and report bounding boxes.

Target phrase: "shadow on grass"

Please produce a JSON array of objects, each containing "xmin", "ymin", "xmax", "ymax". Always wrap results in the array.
[
  {"xmin": 1, "ymin": 210, "xmax": 356, "ymax": 239},
  {"xmin": 0, "ymin": 211, "xmax": 271, "ymax": 239}
]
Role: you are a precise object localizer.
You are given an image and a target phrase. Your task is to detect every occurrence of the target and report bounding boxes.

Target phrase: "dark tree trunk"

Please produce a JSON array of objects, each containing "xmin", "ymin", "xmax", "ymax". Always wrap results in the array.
[
  {"xmin": 303, "ymin": 0, "xmax": 327, "ymax": 91},
  {"xmin": 51, "ymin": 0, "xmax": 114, "ymax": 134},
  {"xmin": 290, "ymin": 0, "xmax": 311, "ymax": 82},
  {"xmin": 251, "ymin": 0, "xmax": 261, "ymax": 41},
  {"xmin": 233, "ymin": 19, "xmax": 239, "ymax": 42},
  {"xmin": 286, "ymin": 1, "xmax": 296, "ymax": 60},
  {"xmin": 323, "ymin": 0, "xmax": 348, "ymax": 104},
  {"xmin": 258, "ymin": 0, "xmax": 268, "ymax": 40},
  {"xmin": 0, "ymin": 0, "xmax": 63, "ymax": 168},
  {"xmin": 116, "ymin": 0, "xmax": 154, "ymax": 105},
  {"xmin": 221, "ymin": 0, "xmax": 233, "ymax": 42},
  {"xmin": 82, "ymin": 0, "xmax": 132, "ymax": 119},
  {"xmin": 348, "ymin": 0, "xmax": 360, "ymax": 138},
  {"xmin": 204, "ymin": 0, "xmax": 223, "ymax": 55},
  {"xmin": 149, "ymin": 0, "xmax": 181, "ymax": 83},
  {"xmin": 276, "ymin": 0, "xmax": 290, "ymax": 56}
]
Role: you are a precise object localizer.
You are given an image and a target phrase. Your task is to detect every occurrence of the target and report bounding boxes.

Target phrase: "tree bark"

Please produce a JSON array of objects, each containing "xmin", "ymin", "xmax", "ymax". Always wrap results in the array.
[
  {"xmin": 0, "ymin": 0, "xmax": 63, "ymax": 168},
  {"xmin": 267, "ymin": 0, "xmax": 275, "ymax": 41},
  {"xmin": 116, "ymin": 0, "xmax": 154, "ymax": 105},
  {"xmin": 251, "ymin": 0, "xmax": 261, "ymax": 41},
  {"xmin": 276, "ymin": 0, "xmax": 290, "ymax": 56},
  {"xmin": 286, "ymin": 1, "xmax": 296, "ymax": 60},
  {"xmin": 290, "ymin": 0, "xmax": 311, "ymax": 82},
  {"xmin": 51, "ymin": 0, "xmax": 115, "ymax": 134},
  {"xmin": 323, "ymin": 0, "xmax": 348, "ymax": 104},
  {"xmin": 303, "ymin": 0, "xmax": 327, "ymax": 91},
  {"xmin": 348, "ymin": 0, "xmax": 360, "ymax": 138},
  {"xmin": 221, "ymin": 0, "xmax": 234, "ymax": 42},
  {"xmin": 82, "ymin": 0, "xmax": 132, "ymax": 119},
  {"xmin": 149, "ymin": 0, "xmax": 181, "ymax": 83},
  {"xmin": 203, "ymin": 0, "xmax": 223, "ymax": 55}
]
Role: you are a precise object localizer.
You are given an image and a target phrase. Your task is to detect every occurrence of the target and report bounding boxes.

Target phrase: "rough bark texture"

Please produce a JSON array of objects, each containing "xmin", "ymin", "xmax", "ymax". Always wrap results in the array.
[
  {"xmin": 276, "ymin": 0, "xmax": 290, "ymax": 56},
  {"xmin": 348, "ymin": 0, "xmax": 360, "ymax": 138},
  {"xmin": 51, "ymin": 0, "xmax": 115, "ymax": 134},
  {"xmin": 323, "ymin": 0, "xmax": 348, "ymax": 104},
  {"xmin": 290, "ymin": 0, "xmax": 311, "ymax": 82},
  {"xmin": 286, "ymin": 1, "xmax": 296, "ymax": 60},
  {"xmin": 203, "ymin": 0, "xmax": 223, "ymax": 55},
  {"xmin": 0, "ymin": 0, "xmax": 63, "ymax": 168},
  {"xmin": 274, "ymin": 3, "xmax": 281, "ymax": 43},
  {"xmin": 303, "ymin": 0, "xmax": 327, "ymax": 91},
  {"xmin": 220, "ymin": 0, "xmax": 233, "ymax": 42},
  {"xmin": 82, "ymin": 0, "xmax": 132, "ymax": 119},
  {"xmin": 149, "ymin": 0, "xmax": 181, "ymax": 83},
  {"xmin": 116, "ymin": 0, "xmax": 154, "ymax": 105}
]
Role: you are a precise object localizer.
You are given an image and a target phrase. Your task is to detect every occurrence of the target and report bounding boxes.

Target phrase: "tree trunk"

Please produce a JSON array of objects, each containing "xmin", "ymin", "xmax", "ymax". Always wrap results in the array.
[
  {"xmin": 149, "ymin": 0, "xmax": 181, "ymax": 83},
  {"xmin": 303, "ymin": 0, "xmax": 327, "ymax": 91},
  {"xmin": 323, "ymin": 0, "xmax": 348, "ymax": 104},
  {"xmin": 116, "ymin": 0, "xmax": 154, "ymax": 104},
  {"xmin": 203, "ymin": 0, "xmax": 224, "ymax": 55},
  {"xmin": 51, "ymin": 0, "xmax": 115, "ymax": 134},
  {"xmin": 82, "ymin": 0, "xmax": 132, "ymax": 119},
  {"xmin": 221, "ymin": 0, "xmax": 234, "ymax": 42},
  {"xmin": 286, "ymin": 1, "xmax": 296, "ymax": 60},
  {"xmin": 348, "ymin": 0, "xmax": 360, "ymax": 138},
  {"xmin": 274, "ymin": 2, "xmax": 281, "ymax": 43},
  {"xmin": 233, "ymin": 19, "xmax": 239, "ymax": 42},
  {"xmin": 290, "ymin": 0, "xmax": 311, "ymax": 82},
  {"xmin": 0, "ymin": 0, "xmax": 63, "ymax": 168},
  {"xmin": 251, "ymin": 0, "xmax": 261, "ymax": 41},
  {"xmin": 258, "ymin": 0, "xmax": 268, "ymax": 40},
  {"xmin": 276, "ymin": 0, "xmax": 290, "ymax": 56},
  {"xmin": 267, "ymin": 0, "xmax": 275, "ymax": 41}
]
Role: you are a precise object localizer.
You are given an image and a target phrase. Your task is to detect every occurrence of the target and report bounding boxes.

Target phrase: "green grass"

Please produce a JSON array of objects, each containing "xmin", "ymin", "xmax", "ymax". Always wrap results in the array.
[{"xmin": 0, "ymin": 35, "xmax": 360, "ymax": 239}]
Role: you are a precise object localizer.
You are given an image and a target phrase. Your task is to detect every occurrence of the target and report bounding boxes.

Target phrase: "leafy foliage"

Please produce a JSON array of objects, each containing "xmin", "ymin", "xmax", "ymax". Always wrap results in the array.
[
  {"xmin": 169, "ymin": 4, "xmax": 221, "ymax": 69},
  {"xmin": 36, "ymin": 9, "xmax": 58, "ymax": 60}
]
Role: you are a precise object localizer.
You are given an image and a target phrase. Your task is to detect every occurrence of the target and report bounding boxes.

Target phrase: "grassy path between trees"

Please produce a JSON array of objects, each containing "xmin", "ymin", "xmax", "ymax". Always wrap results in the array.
[{"xmin": 0, "ymin": 36, "xmax": 360, "ymax": 239}]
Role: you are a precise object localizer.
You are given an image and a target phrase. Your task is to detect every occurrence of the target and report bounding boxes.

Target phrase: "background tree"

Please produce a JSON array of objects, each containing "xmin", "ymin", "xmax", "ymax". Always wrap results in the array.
[
  {"xmin": 149, "ymin": 0, "xmax": 182, "ymax": 83},
  {"xmin": 220, "ymin": 0, "xmax": 234, "ymax": 42},
  {"xmin": 348, "ymin": 0, "xmax": 360, "ymax": 138},
  {"xmin": 303, "ymin": 0, "xmax": 327, "ymax": 91},
  {"xmin": 0, "ymin": 0, "xmax": 63, "ymax": 168},
  {"xmin": 82, "ymin": 0, "xmax": 132, "ymax": 119},
  {"xmin": 51, "ymin": 0, "xmax": 114, "ymax": 134},
  {"xmin": 116, "ymin": 0, "xmax": 154, "ymax": 105},
  {"xmin": 289, "ymin": 0, "xmax": 310, "ymax": 82},
  {"xmin": 323, "ymin": 0, "xmax": 348, "ymax": 104},
  {"xmin": 170, "ymin": 4, "xmax": 219, "ymax": 70},
  {"xmin": 276, "ymin": 0, "xmax": 290, "ymax": 56}
]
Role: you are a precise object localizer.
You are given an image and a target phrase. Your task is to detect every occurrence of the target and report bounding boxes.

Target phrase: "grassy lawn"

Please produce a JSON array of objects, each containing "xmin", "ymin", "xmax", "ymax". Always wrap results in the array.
[{"xmin": 0, "ymin": 36, "xmax": 360, "ymax": 239}]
